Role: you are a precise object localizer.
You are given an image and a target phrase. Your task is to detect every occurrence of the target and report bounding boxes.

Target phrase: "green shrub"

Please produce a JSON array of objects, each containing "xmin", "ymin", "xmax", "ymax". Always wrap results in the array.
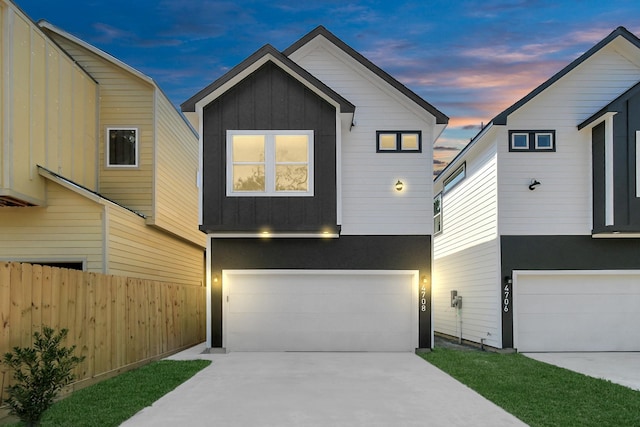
[{"xmin": 2, "ymin": 326, "xmax": 84, "ymax": 427}]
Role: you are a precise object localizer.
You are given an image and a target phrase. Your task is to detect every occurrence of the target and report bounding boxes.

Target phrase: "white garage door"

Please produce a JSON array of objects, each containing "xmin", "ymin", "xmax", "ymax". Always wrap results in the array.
[
  {"xmin": 223, "ymin": 270, "xmax": 418, "ymax": 352},
  {"xmin": 514, "ymin": 270, "xmax": 640, "ymax": 352}
]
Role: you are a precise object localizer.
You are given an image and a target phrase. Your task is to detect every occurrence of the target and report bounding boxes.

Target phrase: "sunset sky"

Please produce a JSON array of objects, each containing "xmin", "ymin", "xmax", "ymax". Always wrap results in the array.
[{"xmin": 17, "ymin": 0, "xmax": 640, "ymax": 167}]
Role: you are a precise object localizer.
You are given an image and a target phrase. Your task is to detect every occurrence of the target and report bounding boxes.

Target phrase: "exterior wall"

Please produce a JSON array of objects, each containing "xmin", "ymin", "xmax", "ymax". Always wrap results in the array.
[
  {"xmin": 498, "ymin": 43, "xmax": 640, "ymax": 235},
  {"xmin": 209, "ymin": 235, "xmax": 431, "ymax": 348},
  {"xmin": 591, "ymin": 90, "xmax": 640, "ymax": 233},
  {"xmin": 1, "ymin": 4, "xmax": 97, "ymax": 203},
  {"xmin": 107, "ymin": 205, "xmax": 204, "ymax": 286},
  {"xmin": 200, "ymin": 62, "xmax": 338, "ymax": 233},
  {"xmin": 500, "ymin": 235, "xmax": 640, "ymax": 348},
  {"xmin": 0, "ymin": 181, "xmax": 105, "ymax": 270},
  {"xmin": 153, "ymin": 91, "xmax": 204, "ymax": 246},
  {"xmin": 433, "ymin": 139, "xmax": 501, "ymax": 347},
  {"xmin": 44, "ymin": 32, "xmax": 155, "ymax": 218},
  {"xmin": 288, "ymin": 39, "xmax": 435, "ymax": 235}
]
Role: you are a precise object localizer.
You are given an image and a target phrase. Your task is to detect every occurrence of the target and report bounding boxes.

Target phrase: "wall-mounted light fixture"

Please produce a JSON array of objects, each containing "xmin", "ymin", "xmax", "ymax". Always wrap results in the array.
[
  {"xmin": 529, "ymin": 179, "xmax": 541, "ymax": 191},
  {"xmin": 395, "ymin": 180, "xmax": 404, "ymax": 191}
]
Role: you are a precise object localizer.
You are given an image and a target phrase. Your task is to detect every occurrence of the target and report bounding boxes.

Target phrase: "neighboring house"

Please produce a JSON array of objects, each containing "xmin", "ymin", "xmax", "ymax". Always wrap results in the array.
[
  {"xmin": 182, "ymin": 26, "xmax": 448, "ymax": 351},
  {"xmin": 433, "ymin": 27, "xmax": 640, "ymax": 352},
  {"xmin": 0, "ymin": 0, "xmax": 205, "ymax": 286}
]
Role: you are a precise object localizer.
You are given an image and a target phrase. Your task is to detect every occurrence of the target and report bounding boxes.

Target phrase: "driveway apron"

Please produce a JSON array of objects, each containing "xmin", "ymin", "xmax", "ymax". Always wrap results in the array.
[{"xmin": 121, "ymin": 346, "xmax": 525, "ymax": 427}]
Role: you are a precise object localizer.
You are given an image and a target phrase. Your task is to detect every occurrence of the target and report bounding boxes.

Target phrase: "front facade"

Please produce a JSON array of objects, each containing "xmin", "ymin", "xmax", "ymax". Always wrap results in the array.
[
  {"xmin": 0, "ymin": 1, "xmax": 204, "ymax": 286},
  {"xmin": 433, "ymin": 27, "xmax": 640, "ymax": 352},
  {"xmin": 183, "ymin": 27, "xmax": 447, "ymax": 351}
]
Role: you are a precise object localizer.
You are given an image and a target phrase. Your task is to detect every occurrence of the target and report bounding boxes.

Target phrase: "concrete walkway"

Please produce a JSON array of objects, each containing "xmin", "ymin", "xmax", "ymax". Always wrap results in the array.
[
  {"xmin": 524, "ymin": 352, "xmax": 640, "ymax": 391},
  {"xmin": 121, "ymin": 345, "xmax": 526, "ymax": 427}
]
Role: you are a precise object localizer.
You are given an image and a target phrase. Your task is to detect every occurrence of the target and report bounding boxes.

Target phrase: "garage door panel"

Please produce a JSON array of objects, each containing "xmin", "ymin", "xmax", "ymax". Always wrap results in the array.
[
  {"xmin": 224, "ymin": 270, "xmax": 417, "ymax": 352},
  {"xmin": 518, "ymin": 294, "xmax": 639, "ymax": 314},
  {"xmin": 230, "ymin": 292, "xmax": 412, "ymax": 315},
  {"xmin": 515, "ymin": 271, "xmax": 640, "ymax": 352}
]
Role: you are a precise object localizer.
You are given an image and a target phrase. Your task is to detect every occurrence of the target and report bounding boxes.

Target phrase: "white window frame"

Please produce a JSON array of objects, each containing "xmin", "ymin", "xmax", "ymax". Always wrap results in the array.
[
  {"xmin": 106, "ymin": 127, "xmax": 139, "ymax": 168},
  {"xmin": 226, "ymin": 130, "xmax": 314, "ymax": 197},
  {"xmin": 433, "ymin": 192, "xmax": 442, "ymax": 235},
  {"xmin": 511, "ymin": 132, "xmax": 529, "ymax": 150},
  {"xmin": 443, "ymin": 163, "xmax": 466, "ymax": 193},
  {"xmin": 535, "ymin": 132, "xmax": 554, "ymax": 150}
]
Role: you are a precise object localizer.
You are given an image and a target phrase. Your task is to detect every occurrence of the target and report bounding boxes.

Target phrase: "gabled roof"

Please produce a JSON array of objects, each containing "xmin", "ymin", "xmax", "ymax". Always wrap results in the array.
[
  {"xmin": 283, "ymin": 26, "xmax": 448, "ymax": 125},
  {"xmin": 38, "ymin": 20, "xmax": 198, "ymax": 137},
  {"xmin": 436, "ymin": 26, "xmax": 640, "ymax": 183},
  {"xmin": 578, "ymin": 79, "xmax": 640, "ymax": 129},
  {"xmin": 493, "ymin": 26, "xmax": 640, "ymax": 125},
  {"xmin": 181, "ymin": 44, "xmax": 355, "ymax": 113}
]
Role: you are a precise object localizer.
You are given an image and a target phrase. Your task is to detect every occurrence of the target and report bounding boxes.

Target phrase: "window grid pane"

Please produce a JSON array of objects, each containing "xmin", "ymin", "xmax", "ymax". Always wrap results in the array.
[
  {"xmin": 378, "ymin": 134, "xmax": 397, "ymax": 150},
  {"xmin": 108, "ymin": 129, "xmax": 137, "ymax": 166},
  {"xmin": 401, "ymin": 133, "xmax": 419, "ymax": 150},
  {"xmin": 512, "ymin": 133, "xmax": 529, "ymax": 149}
]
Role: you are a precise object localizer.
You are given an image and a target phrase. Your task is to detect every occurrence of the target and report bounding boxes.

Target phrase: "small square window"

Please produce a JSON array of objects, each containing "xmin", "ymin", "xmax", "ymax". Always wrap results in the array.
[
  {"xmin": 509, "ymin": 130, "xmax": 556, "ymax": 152},
  {"xmin": 535, "ymin": 133, "xmax": 553, "ymax": 149},
  {"xmin": 378, "ymin": 133, "xmax": 397, "ymax": 151},
  {"xmin": 376, "ymin": 131, "xmax": 422, "ymax": 152},
  {"xmin": 107, "ymin": 128, "xmax": 138, "ymax": 167},
  {"xmin": 511, "ymin": 133, "xmax": 529, "ymax": 150}
]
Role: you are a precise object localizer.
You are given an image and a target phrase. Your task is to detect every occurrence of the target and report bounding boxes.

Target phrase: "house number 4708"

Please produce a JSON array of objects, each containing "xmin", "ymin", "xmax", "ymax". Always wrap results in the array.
[{"xmin": 420, "ymin": 285, "xmax": 427, "ymax": 312}]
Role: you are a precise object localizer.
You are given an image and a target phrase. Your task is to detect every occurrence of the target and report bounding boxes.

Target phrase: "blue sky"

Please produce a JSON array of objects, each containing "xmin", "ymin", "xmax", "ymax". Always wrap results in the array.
[{"xmin": 17, "ymin": 0, "xmax": 640, "ymax": 165}]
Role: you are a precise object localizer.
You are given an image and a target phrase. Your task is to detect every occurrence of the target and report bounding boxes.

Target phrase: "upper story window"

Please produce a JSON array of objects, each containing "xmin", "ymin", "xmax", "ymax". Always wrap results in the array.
[
  {"xmin": 443, "ymin": 163, "xmax": 466, "ymax": 193},
  {"xmin": 376, "ymin": 131, "xmax": 422, "ymax": 153},
  {"xmin": 434, "ymin": 192, "xmax": 442, "ymax": 235},
  {"xmin": 107, "ymin": 128, "xmax": 138, "ymax": 167},
  {"xmin": 509, "ymin": 130, "xmax": 556, "ymax": 152},
  {"xmin": 227, "ymin": 130, "xmax": 314, "ymax": 197}
]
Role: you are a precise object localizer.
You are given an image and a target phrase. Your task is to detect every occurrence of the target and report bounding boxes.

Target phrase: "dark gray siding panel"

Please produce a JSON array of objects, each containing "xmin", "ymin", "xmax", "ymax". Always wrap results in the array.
[
  {"xmin": 209, "ymin": 235, "xmax": 432, "ymax": 349},
  {"xmin": 592, "ymin": 122, "xmax": 606, "ymax": 231},
  {"xmin": 500, "ymin": 235, "xmax": 640, "ymax": 348},
  {"xmin": 201, "ymin": 61, "xmax": 337, "ymax": 233},
  {"xmin": 592, "ymin": 88, "xmax": 640, "ymax": 233}
]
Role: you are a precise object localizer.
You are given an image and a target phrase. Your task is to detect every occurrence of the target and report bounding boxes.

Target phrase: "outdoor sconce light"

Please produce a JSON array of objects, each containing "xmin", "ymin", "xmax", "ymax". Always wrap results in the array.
[
  {"xmin": 395, "ymin": 180, "xmax": 404, "ymax": 191},
  {"xmin": 529, "ymin": 179, "xmax": 541, "ymax": 191}
]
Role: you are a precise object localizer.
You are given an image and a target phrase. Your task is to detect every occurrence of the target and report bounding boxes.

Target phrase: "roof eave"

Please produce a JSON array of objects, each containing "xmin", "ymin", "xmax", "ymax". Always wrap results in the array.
[{"xmin": 284, "ymin": 26, "xmax": 448, "ymax": 124}]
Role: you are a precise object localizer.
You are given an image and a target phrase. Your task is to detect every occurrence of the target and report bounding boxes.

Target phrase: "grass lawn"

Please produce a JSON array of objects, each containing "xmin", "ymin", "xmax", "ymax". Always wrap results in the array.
[
  {"xmin": 421, "ymin": 348, "xmax": 640, "ymax": 427},
  {"xmin": 4, "ymin": 359, "xmax": 211, "ymax": 427}
]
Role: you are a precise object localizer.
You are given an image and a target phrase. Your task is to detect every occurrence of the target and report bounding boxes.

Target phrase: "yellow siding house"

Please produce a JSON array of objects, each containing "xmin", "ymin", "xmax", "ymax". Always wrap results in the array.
[{"xmin": 0, "ymin": 0, "xmax": 204, "ymax": 286}]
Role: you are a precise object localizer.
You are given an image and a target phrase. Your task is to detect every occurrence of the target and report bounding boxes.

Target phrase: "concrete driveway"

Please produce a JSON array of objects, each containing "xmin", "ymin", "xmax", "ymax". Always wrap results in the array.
[
  {"xmin": 523, "ymin": 352, "xmax": 640, "ymax": 391},
  {"xmin": 121, "ymin": 345, "xmax": 526, "ymax": 427}
]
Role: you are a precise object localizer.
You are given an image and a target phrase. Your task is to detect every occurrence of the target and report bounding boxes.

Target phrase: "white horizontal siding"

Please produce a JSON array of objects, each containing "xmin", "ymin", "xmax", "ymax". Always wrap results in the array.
[
  {"xmin": 433, "ymin": 141, "xmax": 501, "ymax": 347},
  {"xmin": 289, "ymin": 40, "xmax": 435, "ymax": 235},
  {"xmin": 498, "ymin": 43, "xmax": 640, "ymax": 235}
]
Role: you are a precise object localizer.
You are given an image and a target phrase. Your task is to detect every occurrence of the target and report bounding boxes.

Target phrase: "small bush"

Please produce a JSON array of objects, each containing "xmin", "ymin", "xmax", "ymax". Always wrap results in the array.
[{"xmin": 2, "ymin": 326, "xmax": 84, "ymax": 427}]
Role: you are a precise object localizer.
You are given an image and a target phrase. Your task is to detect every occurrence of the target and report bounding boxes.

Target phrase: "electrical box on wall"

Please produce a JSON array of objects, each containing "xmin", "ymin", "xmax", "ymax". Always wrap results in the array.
[{"xmin": 451, "ymin": 290, "xmax": 462, "ymax": 308}]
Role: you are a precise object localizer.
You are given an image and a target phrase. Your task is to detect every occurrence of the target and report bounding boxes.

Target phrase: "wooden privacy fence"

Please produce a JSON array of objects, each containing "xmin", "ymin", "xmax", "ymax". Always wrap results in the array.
[{"xmin": 0, "ymin": 262, "xmax": 205, "ymax": 400}]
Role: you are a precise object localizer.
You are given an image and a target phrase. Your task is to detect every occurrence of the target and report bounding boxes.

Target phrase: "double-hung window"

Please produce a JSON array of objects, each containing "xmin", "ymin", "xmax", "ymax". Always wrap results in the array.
[
  {"xmin": 433, "ymin": 192, "xmax": 442, "ymax": 235},
  {"xmin": 107, "ymin": 128, "xmax": 138, "ymax": 167},
  {"xmin": 227, "ymin": 130, "xmax": 314, "ymax": 196}
]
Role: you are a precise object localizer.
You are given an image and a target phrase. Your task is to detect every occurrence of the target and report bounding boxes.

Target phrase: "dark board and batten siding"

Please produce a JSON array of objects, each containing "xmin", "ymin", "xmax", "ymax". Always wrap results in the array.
[
  {"xmin": 500, "ymin": 235, "xmax": 640, "ymax": 348},
  {"xmin": 591, "ymin": 87, "xmax": 640, "ymax": 233},
  {"xmin": 201, "ymin": 62, "xmax": 337, "ymax": 233},
  {"xmin": 210, "ymin": 235, "xmax": 433, "ymax": 349}
]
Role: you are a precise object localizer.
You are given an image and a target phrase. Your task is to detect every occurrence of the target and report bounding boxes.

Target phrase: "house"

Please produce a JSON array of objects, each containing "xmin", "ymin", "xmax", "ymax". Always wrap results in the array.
[
  {"xmin": 0, "ymin": 0, "xmax": 205, "ymax": 286},
  {"xmin": 182, "ymin": 26, "xmax": 448, "ymax": 351},
  {"xmin": 433, "ymin": 26, "xmax": 640, "ymax": 352}
]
